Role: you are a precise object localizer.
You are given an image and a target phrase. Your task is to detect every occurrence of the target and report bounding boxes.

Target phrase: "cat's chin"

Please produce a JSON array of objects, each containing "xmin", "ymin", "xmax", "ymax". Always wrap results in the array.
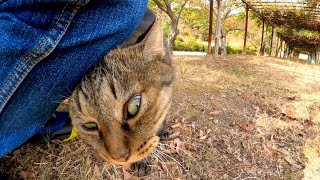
[
  {"xmin": 97, "ymin": 150, "xmax": 152, "ymax": 165},
  {"xmin": 97, "ymin": 136, "xmax": 160, "ymax": 165},
  {"xmin": 96, "ymin": 150, "xmax": 126, "ymax": 165}
]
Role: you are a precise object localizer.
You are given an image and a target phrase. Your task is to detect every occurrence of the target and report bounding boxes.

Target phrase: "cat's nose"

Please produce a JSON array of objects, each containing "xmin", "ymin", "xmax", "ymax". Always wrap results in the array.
[{"xmin": 111, "ymin": 150, "xmax": 130, "ymax": 162}]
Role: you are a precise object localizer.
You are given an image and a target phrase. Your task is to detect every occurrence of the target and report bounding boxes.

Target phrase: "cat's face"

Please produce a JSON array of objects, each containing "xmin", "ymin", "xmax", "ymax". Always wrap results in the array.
[{"xmin": 69, "ymin": 20, "xmax": 175, "ymax": 165}]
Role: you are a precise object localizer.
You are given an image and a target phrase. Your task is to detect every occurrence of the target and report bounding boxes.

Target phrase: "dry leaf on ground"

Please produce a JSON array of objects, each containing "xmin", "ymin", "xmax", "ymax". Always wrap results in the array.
[
  {"xmin": 209, "ymin": 111, "xmax": 220, "ymax": 116},
  {"xmin": 19, "ymin": 170, "xmax": 36, "ymax": 179},
  {"xmin": 239, "ymin": 121, "xmax": 256, "ymax": 132}
]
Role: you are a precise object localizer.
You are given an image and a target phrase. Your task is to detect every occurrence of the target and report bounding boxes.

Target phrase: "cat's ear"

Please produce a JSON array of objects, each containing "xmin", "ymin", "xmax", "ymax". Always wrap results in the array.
[{"xmin": 143, "ymin": 20, "xmax": 171, "ymax": 65}]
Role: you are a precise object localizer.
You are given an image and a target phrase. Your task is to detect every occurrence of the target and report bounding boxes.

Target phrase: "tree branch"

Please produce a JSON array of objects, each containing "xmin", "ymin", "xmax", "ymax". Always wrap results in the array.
[
  {"xmin": 223, "ymin": 8, "xmax": 233, "ymax": 21},
  {"xmin": 177, "ymin": 0, "xmax": 188, "ymax": 23},
  {"xmin": 226, "ymin": 28, "xmax": 242, "ymax": 33},
  {"xmin": 163, "ymin": 0, "xmax": 176, "ymax": 19},
  {"xmin": 153, "ymin": 0, "xmax": 168, "ymax": 14}
]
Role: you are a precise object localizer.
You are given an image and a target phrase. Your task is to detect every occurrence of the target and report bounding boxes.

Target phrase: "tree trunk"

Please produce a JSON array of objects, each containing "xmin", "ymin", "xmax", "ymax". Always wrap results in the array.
[
  {"xmin": 243, "ymin": 4, "xmax": 249, "ymax": 54},
  {"xmin": 220, "ymin": 24, "xmax": 227, "ymax": 55},
  {"xmin": 207, "ymin": 0, "xmax": 214, "ymax": 54},
  {"xmin": 293, "ymin": 51, "xmax": 299, "ymax": 58},
  {"xmin": 309, "ymin": 50, "xmax": 317, "ymax": 64},
  {"xmin": 279, "ymin": 40, "xmax": 283, "ymax": 58},
  {"xmin": 287, "ymin": 45, "xmax": 290, "ymax": 58},
  {"xmin": 259, "ymin": 19, "xmax": 265, "ymax": 56},
  {"xmin": 221, "ymin": 33, "xmax": 227, "ymax": 55},
  {"xmin": 276, "ymin": 36, "xmax": 281, "ymax": 57},
  {"xmin": 284, "ymin": 42, "xmax": 287, "ymax": 58},
  {"xmin": 214, "ymin": 0, "xmax": 221, "ymax": 57},
  {"xmin": 152, "ymin": 0, "xmax": 188, "ymax": 53},
  {"xmin": 285, "ymin": 43, "xmax": 289, "ymax": 58},
  {"xmin": 289, "ymin": 47, "xmax": 294, "ymax": 58},
  {"xmin": 269, "ymin": 27, "xmax": 274, "ymax": 56},
  {"xmin": 275, "ymin": 34, "xmax": 279, "ymax": 57},
  {"xmin": 168, "ymin": 18, "xmax": 179, "ymax": 52}
]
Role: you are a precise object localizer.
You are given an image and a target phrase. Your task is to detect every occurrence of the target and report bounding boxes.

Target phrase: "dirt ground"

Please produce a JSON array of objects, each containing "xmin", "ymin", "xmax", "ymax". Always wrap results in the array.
[{"xmin": 1, "ymin": 54, "xmax": 320, "ymax": 179}]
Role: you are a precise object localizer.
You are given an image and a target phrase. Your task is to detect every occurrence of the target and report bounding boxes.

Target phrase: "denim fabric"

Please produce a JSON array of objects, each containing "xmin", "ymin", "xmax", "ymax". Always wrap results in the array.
[{"xmin": 0, "ymin": 0, "xmax": 147, "ymax": 157}]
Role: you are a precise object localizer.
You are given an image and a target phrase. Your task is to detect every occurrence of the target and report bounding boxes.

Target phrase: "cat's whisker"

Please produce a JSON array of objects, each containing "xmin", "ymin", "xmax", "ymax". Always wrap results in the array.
[
  {"xmin": 155, "ymin": 149, "xmax": 189, "ymax": 177},
  {"xmin": 145, "ymin": 157, "xmax": 152, "ymax": 166},
  {"xmin": 157, "ymin": 142, "xmax": 197, "ymax": 162},
  {"xmin": 51, "ymin": 99, "xmax": 67, "ymax": 104},
  {"xmin": 59, "ymin": 94, "xmax": 71, "ymax": 99},
  {"xmin": 155, "ymin": 149, "xmax": 188, "ymax": 173},
  {"xmin": 65, "ymin": 88, "xmax": 73, "ymax": 95},
  {"xmin": 140, "ymin": 157, "xmax": 152, "ymax": 170},
  {"xmin": 160, "ymin": 137, "xmax": 208, "ymax": 152},
  {"xmin": 112, "ymin": 164, "xmax": 118, "ymax": 175},
  {"xmin": 154, "ymin": 149, "xmax": 169, "ymax": 162},
  {"xmin": 152, "ymin": 151, "xmax": 173, "ymax": 178},
  {"xmin": 166, "ymin": 134, "xmax": 206, "ymax": 144},
  {"xmin": 142, "ymin": 158, "xmax": 148, "ymax": 164},
  {"xmin": 154, "ymin": 150, "xmax": 167, "ymax": 163},
  {"xmin": 102, "ymin": 163, "xmax": 111, "ymax": 176},
  {"xmin": 157, "ymin": 142, "xmax": 201, "ymax": 176},
  {"xmin": 159, "ymin": 141, "xmax": 202, "ymax": 153},
  {"xmin": 152, "ymin": 152, "xmax": 164, "ymax": 167}
]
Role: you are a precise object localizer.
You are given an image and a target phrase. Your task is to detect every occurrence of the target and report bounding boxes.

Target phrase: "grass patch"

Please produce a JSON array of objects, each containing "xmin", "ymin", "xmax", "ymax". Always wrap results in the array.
[{"xmin": 228, "ymin": 67, "xmax": 253, "ymax": 78}]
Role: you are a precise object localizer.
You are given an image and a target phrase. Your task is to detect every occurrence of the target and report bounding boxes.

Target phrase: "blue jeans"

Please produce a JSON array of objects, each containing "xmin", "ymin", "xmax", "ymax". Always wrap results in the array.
[{"xmin": 0, "ymin": 0, "xmax": 147, "ymax": 157}]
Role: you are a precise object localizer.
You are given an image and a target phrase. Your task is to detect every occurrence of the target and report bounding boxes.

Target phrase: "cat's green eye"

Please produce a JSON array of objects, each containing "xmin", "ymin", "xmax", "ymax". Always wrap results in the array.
[
  {"xmin": 82, "ymin": 122, "xmax": 98, "ymax": 131},
  {"xmin": 127, "ymin": 95, "xmax": 141, "ymax": 119}
]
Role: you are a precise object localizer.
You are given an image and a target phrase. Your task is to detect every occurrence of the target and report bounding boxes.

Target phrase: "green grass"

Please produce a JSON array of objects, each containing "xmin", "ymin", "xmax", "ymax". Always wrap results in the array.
[{"xmin": 228, "ymin": 67, "xmax": 253, "ymax": 78}]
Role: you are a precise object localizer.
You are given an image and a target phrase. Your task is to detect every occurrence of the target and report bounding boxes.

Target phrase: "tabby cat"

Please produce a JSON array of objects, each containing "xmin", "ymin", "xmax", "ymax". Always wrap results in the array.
[{"xmin": 69, "ymin": 19, "xmax": 175, "ymax": 165}]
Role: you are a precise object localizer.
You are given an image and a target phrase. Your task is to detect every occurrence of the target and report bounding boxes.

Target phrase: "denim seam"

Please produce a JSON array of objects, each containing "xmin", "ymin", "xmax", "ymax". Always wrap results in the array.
[
  {"xmin": 0, "ymin": 5, "xmax": 69, "ymax": 93},
  {"xmin": 0, "ymin": 4, "xmax": 80, "ymax": 112}
]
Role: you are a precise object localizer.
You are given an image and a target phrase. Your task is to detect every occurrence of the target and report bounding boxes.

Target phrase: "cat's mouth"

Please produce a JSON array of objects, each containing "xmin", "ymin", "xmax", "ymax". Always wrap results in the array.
[{"xmin": 97, "ymin": 136, "xmax": 160, "ymax": 165}]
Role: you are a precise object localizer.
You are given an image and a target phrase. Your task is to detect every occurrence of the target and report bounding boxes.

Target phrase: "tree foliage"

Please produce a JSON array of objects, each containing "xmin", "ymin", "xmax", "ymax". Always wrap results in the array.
[
  {"xmin": 181, "ymin": 7, "xmax": 209, "ymax": 40},
  {"xmin": 276, "ymin": 28, "xmax": 320, "ymax": 39}
]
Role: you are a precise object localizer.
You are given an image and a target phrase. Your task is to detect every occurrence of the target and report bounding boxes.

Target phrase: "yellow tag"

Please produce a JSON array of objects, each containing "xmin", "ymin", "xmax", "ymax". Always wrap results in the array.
[{"xmin": 63, "ymin": 128, "xmax": 78, "ymax": 142}]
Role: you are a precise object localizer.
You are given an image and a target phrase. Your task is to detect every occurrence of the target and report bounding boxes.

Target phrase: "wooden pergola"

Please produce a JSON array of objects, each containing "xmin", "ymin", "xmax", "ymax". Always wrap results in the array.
[{"xmin": 241, "ymin": 0, "xmax": 320, "ymax": 62}]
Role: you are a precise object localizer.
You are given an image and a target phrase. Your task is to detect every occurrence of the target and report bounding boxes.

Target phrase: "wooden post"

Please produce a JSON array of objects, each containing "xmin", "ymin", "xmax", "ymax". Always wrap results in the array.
[
  {"xmin": 269, "ymin": 26, "xmax": 274, "ymax": 56},
  {"xmin": 284, "ymin": 42, "xmax": 287, "ymax": 58},
  {"xmin": 259, "ymin": 19, "xmax": 265, "ymax": 56},
  {"xmin": 287, "ymin": 45, "xmax": 291, "ymax": 58},
  {"xmin": 207, "ymin": 0, "xmax": 213, "ymax": 54},
  {"xmin": 275, "ymin": 33, "xmax": 279, "ymax": 57},
  {"xmin": 284, "ymin": 42, "xmax": 288, "ymax": 58},
  {"xmin": 309, "ymin": 50, "xmax": 317, "ymax": 63},
  {"xmin": 280, "ymin": 40, "xmax": 284, "ymax": 58},
  {"xmin": 243, "ymin": 4, "xmax": 249, "ymax": 54},
  {"xmin": 265, "ymin": 24, "xmax": 268, "ymax": 40}
]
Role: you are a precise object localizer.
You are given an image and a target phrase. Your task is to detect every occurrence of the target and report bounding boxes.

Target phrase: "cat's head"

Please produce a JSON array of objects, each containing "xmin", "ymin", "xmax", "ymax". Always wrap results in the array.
[{"xmin": 69, "ymin": 19, "xmax": 175, "ymax": 165}]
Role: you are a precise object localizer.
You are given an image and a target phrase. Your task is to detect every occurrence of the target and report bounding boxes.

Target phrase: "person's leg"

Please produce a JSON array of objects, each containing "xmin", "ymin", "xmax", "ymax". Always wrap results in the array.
[{"xmin": 0, "ymin": 0, "xmax": 147, "ymax": 157}]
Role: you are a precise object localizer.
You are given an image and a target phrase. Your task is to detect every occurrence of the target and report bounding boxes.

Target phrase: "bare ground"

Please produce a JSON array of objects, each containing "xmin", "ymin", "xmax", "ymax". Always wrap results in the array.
[{"xmin": 1, "ymin": 54, "xmax": 320, "ymax": 179}]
